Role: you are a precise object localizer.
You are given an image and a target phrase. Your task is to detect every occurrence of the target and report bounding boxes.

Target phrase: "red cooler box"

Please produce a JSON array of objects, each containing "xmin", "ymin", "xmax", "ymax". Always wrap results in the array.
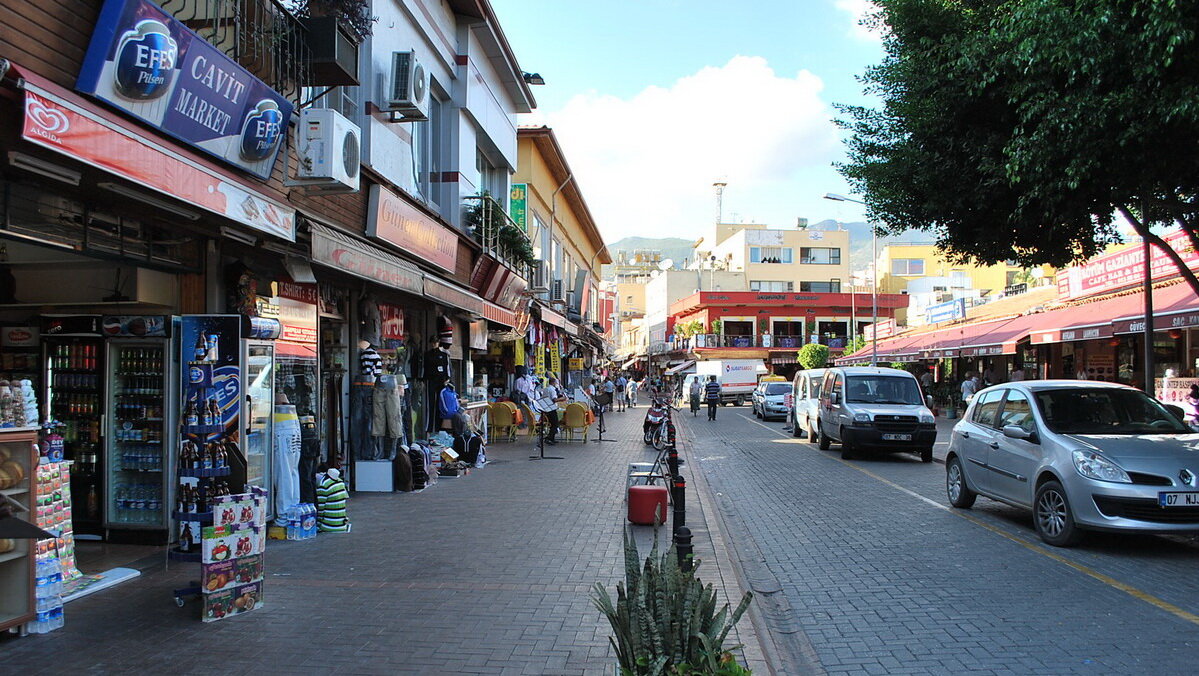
[{"xmin": 627, "ymin": 485, "xmax": 669, "ymax": 525}]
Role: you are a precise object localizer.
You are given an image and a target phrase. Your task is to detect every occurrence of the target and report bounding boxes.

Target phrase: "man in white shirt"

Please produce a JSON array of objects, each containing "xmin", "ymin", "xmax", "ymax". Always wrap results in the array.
[
  {"xmin": 533, "ymin": 377, "xmax": 566, "ymax": 444},
  {"xmin": 513, "ymin": 372, "xmax": 535, "ymax": 406}
]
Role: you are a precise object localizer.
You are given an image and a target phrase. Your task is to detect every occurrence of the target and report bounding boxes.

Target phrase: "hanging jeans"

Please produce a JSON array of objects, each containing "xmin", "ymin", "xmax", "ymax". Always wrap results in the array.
[
  {"xmin": 350, "ymin": 382, "xmax": 377, "ymax": 460},
  {"xmin": 372, "ymin": 375, "xmax": 404, "ymax": 459}
]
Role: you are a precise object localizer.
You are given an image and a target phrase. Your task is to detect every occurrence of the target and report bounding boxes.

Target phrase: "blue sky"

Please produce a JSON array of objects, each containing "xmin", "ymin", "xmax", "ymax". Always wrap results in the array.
[{"xmin": 490, "ymin": 0, "xmax": 883, "ymax": 242}]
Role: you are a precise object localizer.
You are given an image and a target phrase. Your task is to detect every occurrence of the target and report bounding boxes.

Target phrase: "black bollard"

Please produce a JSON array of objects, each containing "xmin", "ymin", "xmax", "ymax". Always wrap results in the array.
[
  {"xmin": 667, "ymin": 447, "xmax": 680, "ymax": 479},
  {"xmin": 672, "ymin": 474, "xmax": 686, "ymax": 531},
  {"xmin": 674, "ymin": 525, "xmax": 694, "ymax": 571}
]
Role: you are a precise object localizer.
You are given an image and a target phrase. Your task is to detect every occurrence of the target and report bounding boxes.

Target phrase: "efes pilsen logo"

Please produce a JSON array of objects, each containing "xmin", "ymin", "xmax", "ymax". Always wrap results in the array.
[
  {"xmin": 239, "ymin": 99, "xmax": 284, "ymax": 161},
  {"xmin": 113, "ymin": 19, "xmax": 178, "ymax": 101}
]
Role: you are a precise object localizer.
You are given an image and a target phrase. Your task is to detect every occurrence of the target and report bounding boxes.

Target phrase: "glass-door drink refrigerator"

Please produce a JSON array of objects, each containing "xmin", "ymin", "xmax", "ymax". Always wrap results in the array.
[
  {"xmin": 42, "ymin": 315, "xmax": 105, "ymax": 537},
  {"xmin": 103, "ymin": 315, "xmax": 174, "ymax": 533}
]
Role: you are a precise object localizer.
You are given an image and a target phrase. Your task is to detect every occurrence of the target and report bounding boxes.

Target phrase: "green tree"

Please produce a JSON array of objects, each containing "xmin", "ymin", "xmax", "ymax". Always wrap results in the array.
[
  {"xmin": 838, "ymin": 0, "xmax": 1199, "ymax": 298},
  {"xmin": 798, "ymin": 343, "xmax": 830, "ymax": 370}
]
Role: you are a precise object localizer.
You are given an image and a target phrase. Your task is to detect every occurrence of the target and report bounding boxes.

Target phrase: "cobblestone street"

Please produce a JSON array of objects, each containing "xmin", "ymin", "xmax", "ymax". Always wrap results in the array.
[
  {"xmin": 684, "ymin": 406, "xmax": 1199, "ymax": 675},
  {"xmin": 0, "ymin": 409, "xmax": 763, "ymax": 675}
]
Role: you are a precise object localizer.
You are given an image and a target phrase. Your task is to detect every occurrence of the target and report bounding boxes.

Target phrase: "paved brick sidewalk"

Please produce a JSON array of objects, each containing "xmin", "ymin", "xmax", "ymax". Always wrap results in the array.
[{"xmin": 0, "ymin": 408, "xmax": 764, "ymax": 675}]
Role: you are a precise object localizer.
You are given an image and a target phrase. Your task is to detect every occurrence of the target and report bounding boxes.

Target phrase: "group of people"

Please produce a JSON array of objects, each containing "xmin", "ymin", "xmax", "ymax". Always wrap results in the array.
[{"xmin": 504, "ymin": 371, "xmax": 661, "ymax": 444}]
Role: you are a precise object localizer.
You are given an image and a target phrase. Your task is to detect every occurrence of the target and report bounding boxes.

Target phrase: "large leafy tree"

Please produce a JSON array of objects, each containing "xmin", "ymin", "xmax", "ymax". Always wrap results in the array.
[{"xmin": 838, "ymin": 0, "xmax": 1199, "ymax": 297}]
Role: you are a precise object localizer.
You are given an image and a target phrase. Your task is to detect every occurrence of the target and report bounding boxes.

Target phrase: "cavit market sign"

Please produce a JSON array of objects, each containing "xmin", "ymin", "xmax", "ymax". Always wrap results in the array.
[{"xmin": 76, "ymin": 0, "xmax": 292, "ymax": 180}]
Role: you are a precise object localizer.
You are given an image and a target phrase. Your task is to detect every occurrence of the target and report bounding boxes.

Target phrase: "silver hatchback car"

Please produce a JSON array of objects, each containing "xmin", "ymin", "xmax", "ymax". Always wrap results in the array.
[{"xmin": 945, "ymin": 380, "xmax": 1199, "ymax": 546}]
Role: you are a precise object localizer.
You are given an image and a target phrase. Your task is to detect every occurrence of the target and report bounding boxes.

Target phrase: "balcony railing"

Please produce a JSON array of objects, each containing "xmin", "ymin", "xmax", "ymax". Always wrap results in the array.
[
  {"xmin": 161, "ymin": 0, "xmax": 311, "ymax": 105},
  {"xmin": 463, "ymin": 193, "xmax": 534, "ymax": 281},
  {"xmin": 680, "ymin": 334, "xmax": 844, "ymax": 349}
]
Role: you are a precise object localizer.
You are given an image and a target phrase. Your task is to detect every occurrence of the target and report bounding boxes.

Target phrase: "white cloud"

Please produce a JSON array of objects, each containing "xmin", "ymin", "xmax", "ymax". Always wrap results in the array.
[
  {"xmin": 835, "ymin": 0, "xmax": 882, "ymax": 42},
  {"xmin": 537, "ymin": 56, "xmax": 840, "ymax": 243}
]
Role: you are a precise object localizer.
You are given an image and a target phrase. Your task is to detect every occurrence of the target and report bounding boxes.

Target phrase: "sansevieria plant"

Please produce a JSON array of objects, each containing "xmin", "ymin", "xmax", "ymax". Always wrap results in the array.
[{"xmin": 592, "ymin": 526, "xmax": 753, "ymax": 675}]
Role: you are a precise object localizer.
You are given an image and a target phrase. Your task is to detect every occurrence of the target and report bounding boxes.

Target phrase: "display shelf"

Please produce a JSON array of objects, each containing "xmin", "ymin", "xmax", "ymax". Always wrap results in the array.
[
  {"xmin": 172, "ymin": 510, "xmax": 214, "ymax": 524},
  {"xmin": 0, "ymin": 550, "xmax": 27, "ymax": 565},
  {"xmin": 178, "ymin": 467, "xmax": 231, "ymax": 478}
]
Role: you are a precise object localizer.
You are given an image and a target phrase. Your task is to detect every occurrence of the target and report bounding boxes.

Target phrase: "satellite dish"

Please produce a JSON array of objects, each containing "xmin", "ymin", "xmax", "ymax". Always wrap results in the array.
[{"xmin": 658, "ymin": 259, "xmax": 674, "ymax": 271}]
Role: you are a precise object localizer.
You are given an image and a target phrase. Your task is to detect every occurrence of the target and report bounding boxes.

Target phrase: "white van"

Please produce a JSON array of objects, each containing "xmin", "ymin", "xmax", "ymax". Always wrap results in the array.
[
  {"xmin": 816, "ymin": 367, "xmax": 937, "ymax": 462},
  {"xmin": 790, "ymin": 369, "xmax": 827, "ymax": 440}
]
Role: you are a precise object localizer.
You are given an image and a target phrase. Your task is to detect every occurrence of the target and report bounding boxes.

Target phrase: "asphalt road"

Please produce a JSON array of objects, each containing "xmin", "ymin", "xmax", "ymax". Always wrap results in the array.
[{"xmin": 681, "ymin": 405, "xmax": 1199, "ymax": 675}]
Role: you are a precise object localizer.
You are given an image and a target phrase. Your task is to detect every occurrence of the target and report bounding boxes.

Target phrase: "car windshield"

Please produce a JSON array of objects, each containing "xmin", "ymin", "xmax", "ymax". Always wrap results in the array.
[
  {"xmin": 844, "ymin": 376, "xmax": 923, "ymax": 405},
  {"xmin": 766, "ymin": 383, "xmax": 790, "ymax": 395},
  {"xmin": 1034, "ymin": 388, "xmax": 1191, "ymax": 435}
]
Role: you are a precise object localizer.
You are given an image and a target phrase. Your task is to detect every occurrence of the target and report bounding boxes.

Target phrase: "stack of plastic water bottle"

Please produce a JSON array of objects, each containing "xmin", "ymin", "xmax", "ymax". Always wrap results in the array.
[
  {"xmin": 284, "ymin": 503, "xmax": 317, "ymax": 541},
  {"xmin": 29, "ymin": 554, "xmax": 64, "ymax": 633}
]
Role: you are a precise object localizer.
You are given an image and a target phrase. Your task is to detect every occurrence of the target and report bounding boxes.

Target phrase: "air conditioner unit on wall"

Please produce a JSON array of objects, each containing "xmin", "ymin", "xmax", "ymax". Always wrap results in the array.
[
  {"xmin": 384, "ymin": 51, "xmax": 429, "ymax": 121},
  {"xmin": 292, "ymin": 108, "xmax": 361, "ymax": 193},
  {"xmin": 550, "ymin": 279, "xmax": 565, "ymax": 302}
]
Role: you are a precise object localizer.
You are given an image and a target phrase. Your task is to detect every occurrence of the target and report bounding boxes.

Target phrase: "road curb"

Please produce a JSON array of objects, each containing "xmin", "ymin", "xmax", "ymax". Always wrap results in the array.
[{"xmin": 679, "ymin": 418, "xmax": 825, "ymax": 676}]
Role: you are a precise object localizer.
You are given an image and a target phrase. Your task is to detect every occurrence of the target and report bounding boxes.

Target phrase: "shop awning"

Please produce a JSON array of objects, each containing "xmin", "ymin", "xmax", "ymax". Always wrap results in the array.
[
  {"xmin": 13, "ymin": 64, "xmax": 296, "ymax": 242},
  {"xmin": 308, "ymin": 222, "xmax": 424, "ymax": 295},
  {"xmin": 540, "ymin": 306, "xmax": 567, "ymax": 328},
  {"xmin": 1029, "ymin": 301, "xmax": 1118, "ymax": 344},
  {"xmin": 664, "ymin": 360, "xmax": 695, "ymax": 375},
  {"xmin": 1112, "ymin": 283, "xmax": 1197, "ymax": 333},
  {"xmin": 622, "ymin": 357, "xmax": 643, "ymax": 370},
  {"xmin": 769, "ymin": 354, "xmax": 799, "ymax": 364},
  {"xmin": 424, "ymin": 277, "xmax": 485, "ymax": 315}
]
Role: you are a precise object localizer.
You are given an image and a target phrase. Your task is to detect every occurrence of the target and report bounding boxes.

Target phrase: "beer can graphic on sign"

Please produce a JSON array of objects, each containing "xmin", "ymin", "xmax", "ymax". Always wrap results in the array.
[
  {"xmin": 113, "ymin": 20, "xmax": 178, "ymax": 101},
  {"xmin": 240, "ymin": 100, "xmax": 284, "ymax": 162},
  {"xmin": 206, "ymin": 333, "xmax": 220, "ymax": 362}
]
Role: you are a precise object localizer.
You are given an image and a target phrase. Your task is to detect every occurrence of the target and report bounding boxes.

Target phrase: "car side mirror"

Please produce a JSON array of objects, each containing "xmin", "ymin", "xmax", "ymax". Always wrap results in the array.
[
  {"xmin": 1002, "ymin": 425, "xmax": 1035, "ymax": 442},
  {"xmin": 1164, "ymin": 404, "xmax": 1187, "ymax": 423},
  {"xmin": 829, "ymin": 391, "xmax": 840, "ymax": 405}
]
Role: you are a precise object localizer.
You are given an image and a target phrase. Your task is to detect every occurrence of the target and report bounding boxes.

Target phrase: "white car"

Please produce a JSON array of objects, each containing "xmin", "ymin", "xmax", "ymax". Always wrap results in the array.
[{"xmin": 790, "ymin": 368, "xmax": 827, "ymax": 440}]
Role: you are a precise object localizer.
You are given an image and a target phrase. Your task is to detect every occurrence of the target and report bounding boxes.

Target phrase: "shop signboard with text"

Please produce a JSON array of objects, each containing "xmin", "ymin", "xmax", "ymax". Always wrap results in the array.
[
  {"xmin": 274, "ymin": 281, "xmax": 318, "ymax": 345},
  {"xmin": 76, "ymin": 0, "xmax": 292, "ymax": 180},
  {"xmin": 380, "ymin": 304, "xmax": 405, "ymax": 341},
  {"xmin": 367, "ymin": 185, "xmax": 458, "ymax": 272},
  {"xmin": 21, "ymin": 87, "xmax": 295, "ymax": 240},
  {"xmin": 925, "ymin": 298, "xmax": 966, "ymax": 324},
  {"xmin": 1057, "ymin": 229, "xmax": 1199, "ymax": 300},
  {"xmin": 509, "ymin": 184, "xmax": 527, "ymax": 231}
]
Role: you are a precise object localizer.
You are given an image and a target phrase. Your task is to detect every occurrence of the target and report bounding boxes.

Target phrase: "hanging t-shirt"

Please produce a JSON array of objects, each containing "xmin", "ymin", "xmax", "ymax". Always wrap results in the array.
[
  {"xmin": 359, "ymin": 348, "xmax": 383, "ymax": 379},
  {"xmin": 424, "ymin": 347, "xmax": 451, "ymax": 383}
]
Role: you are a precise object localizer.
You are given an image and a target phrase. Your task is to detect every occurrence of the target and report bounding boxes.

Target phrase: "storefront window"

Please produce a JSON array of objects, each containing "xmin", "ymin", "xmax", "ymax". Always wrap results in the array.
[{"xmin": 277, "ymin": 344, "xmax": 319, "ymax": 423}]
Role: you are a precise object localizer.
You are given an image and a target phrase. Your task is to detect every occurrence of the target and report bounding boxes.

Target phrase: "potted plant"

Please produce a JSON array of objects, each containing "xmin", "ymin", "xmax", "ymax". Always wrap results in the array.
[
  {"xmin": 593, "ymin": 528, "xmax": 753, "ymax": 675},
  {"xmin": 798, "ymin": 343, "xmax": 830, "ymax": 370}
]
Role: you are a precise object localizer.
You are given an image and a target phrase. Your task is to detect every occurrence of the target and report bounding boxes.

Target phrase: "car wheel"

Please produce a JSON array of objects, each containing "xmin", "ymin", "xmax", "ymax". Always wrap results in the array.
[
  {"xmin": 920, "ymin": 446, "xmax": 934, "ymax": 463},
  {"xmin": 817, "ymin": 423, "xmax": 831, "ymax": 450},
  {"xmin": 791, "ymin": 415, "xmax": 803, "ymax": 438},
  {"xmin": 945, "ymin": 456, "xmax": 976, "ymax": 508},
  {"xmin": 839, "ymin": 429, "xmax": 855, "ymax": 460},
  {"xmin": 1034, "ymin": 480, "xmax": 1084, "ymax": 547},
  {"xmin": 807, "ymin": 422, "xmax": 817, "ymax": 443}
]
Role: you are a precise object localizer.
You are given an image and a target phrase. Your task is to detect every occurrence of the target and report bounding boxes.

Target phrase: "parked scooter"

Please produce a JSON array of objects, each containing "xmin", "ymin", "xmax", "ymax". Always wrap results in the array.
[{"xmin": 642, "ymin": 396, "xmax": 675, "ymax": 450}]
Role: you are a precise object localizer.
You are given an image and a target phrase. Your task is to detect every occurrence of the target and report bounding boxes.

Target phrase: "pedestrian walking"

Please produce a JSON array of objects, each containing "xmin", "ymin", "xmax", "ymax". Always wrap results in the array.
[
  {"xmin": 704, "ymin": 375, "xmax": 721, "ymax": 421},
  {"xmin": 627, "ymin": 378, "xmax": 639, "ymax": 408},
  {"xmin": 960, "ymin": 371, "xmax": 980, "ymax": 410},
  {"xmin": 602, "ymin": 376, "xmax": 616, "ymax": 412},
  {"xmin": 689, "ymin": 376, "xmax": 702, "ymax": 416},
  {"xmin": 614, "ymin": 374, "xmax": 627, "ymax": 411}
]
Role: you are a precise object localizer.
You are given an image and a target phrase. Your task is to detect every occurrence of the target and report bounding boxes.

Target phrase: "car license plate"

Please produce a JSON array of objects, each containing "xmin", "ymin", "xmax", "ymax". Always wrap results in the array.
[
  {"xmin": 882, "ymin": 433, "xmax": 912, "ymax": 441},
  {"xmin": 1158, "ymin": 492, "xmax": 1199, "ymax": 507}
]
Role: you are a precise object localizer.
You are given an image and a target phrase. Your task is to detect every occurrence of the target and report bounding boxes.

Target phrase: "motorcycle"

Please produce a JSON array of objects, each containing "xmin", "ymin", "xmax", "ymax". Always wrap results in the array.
[{"xmin": 642, "ymin": 397, "xmax": 675, "ymax": 451}]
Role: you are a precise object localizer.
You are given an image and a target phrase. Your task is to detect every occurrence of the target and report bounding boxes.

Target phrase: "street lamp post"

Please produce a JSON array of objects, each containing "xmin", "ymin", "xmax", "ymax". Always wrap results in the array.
[{"xmin": 824, "ymin": 193, "xmax": 877, "ymax": 367}]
